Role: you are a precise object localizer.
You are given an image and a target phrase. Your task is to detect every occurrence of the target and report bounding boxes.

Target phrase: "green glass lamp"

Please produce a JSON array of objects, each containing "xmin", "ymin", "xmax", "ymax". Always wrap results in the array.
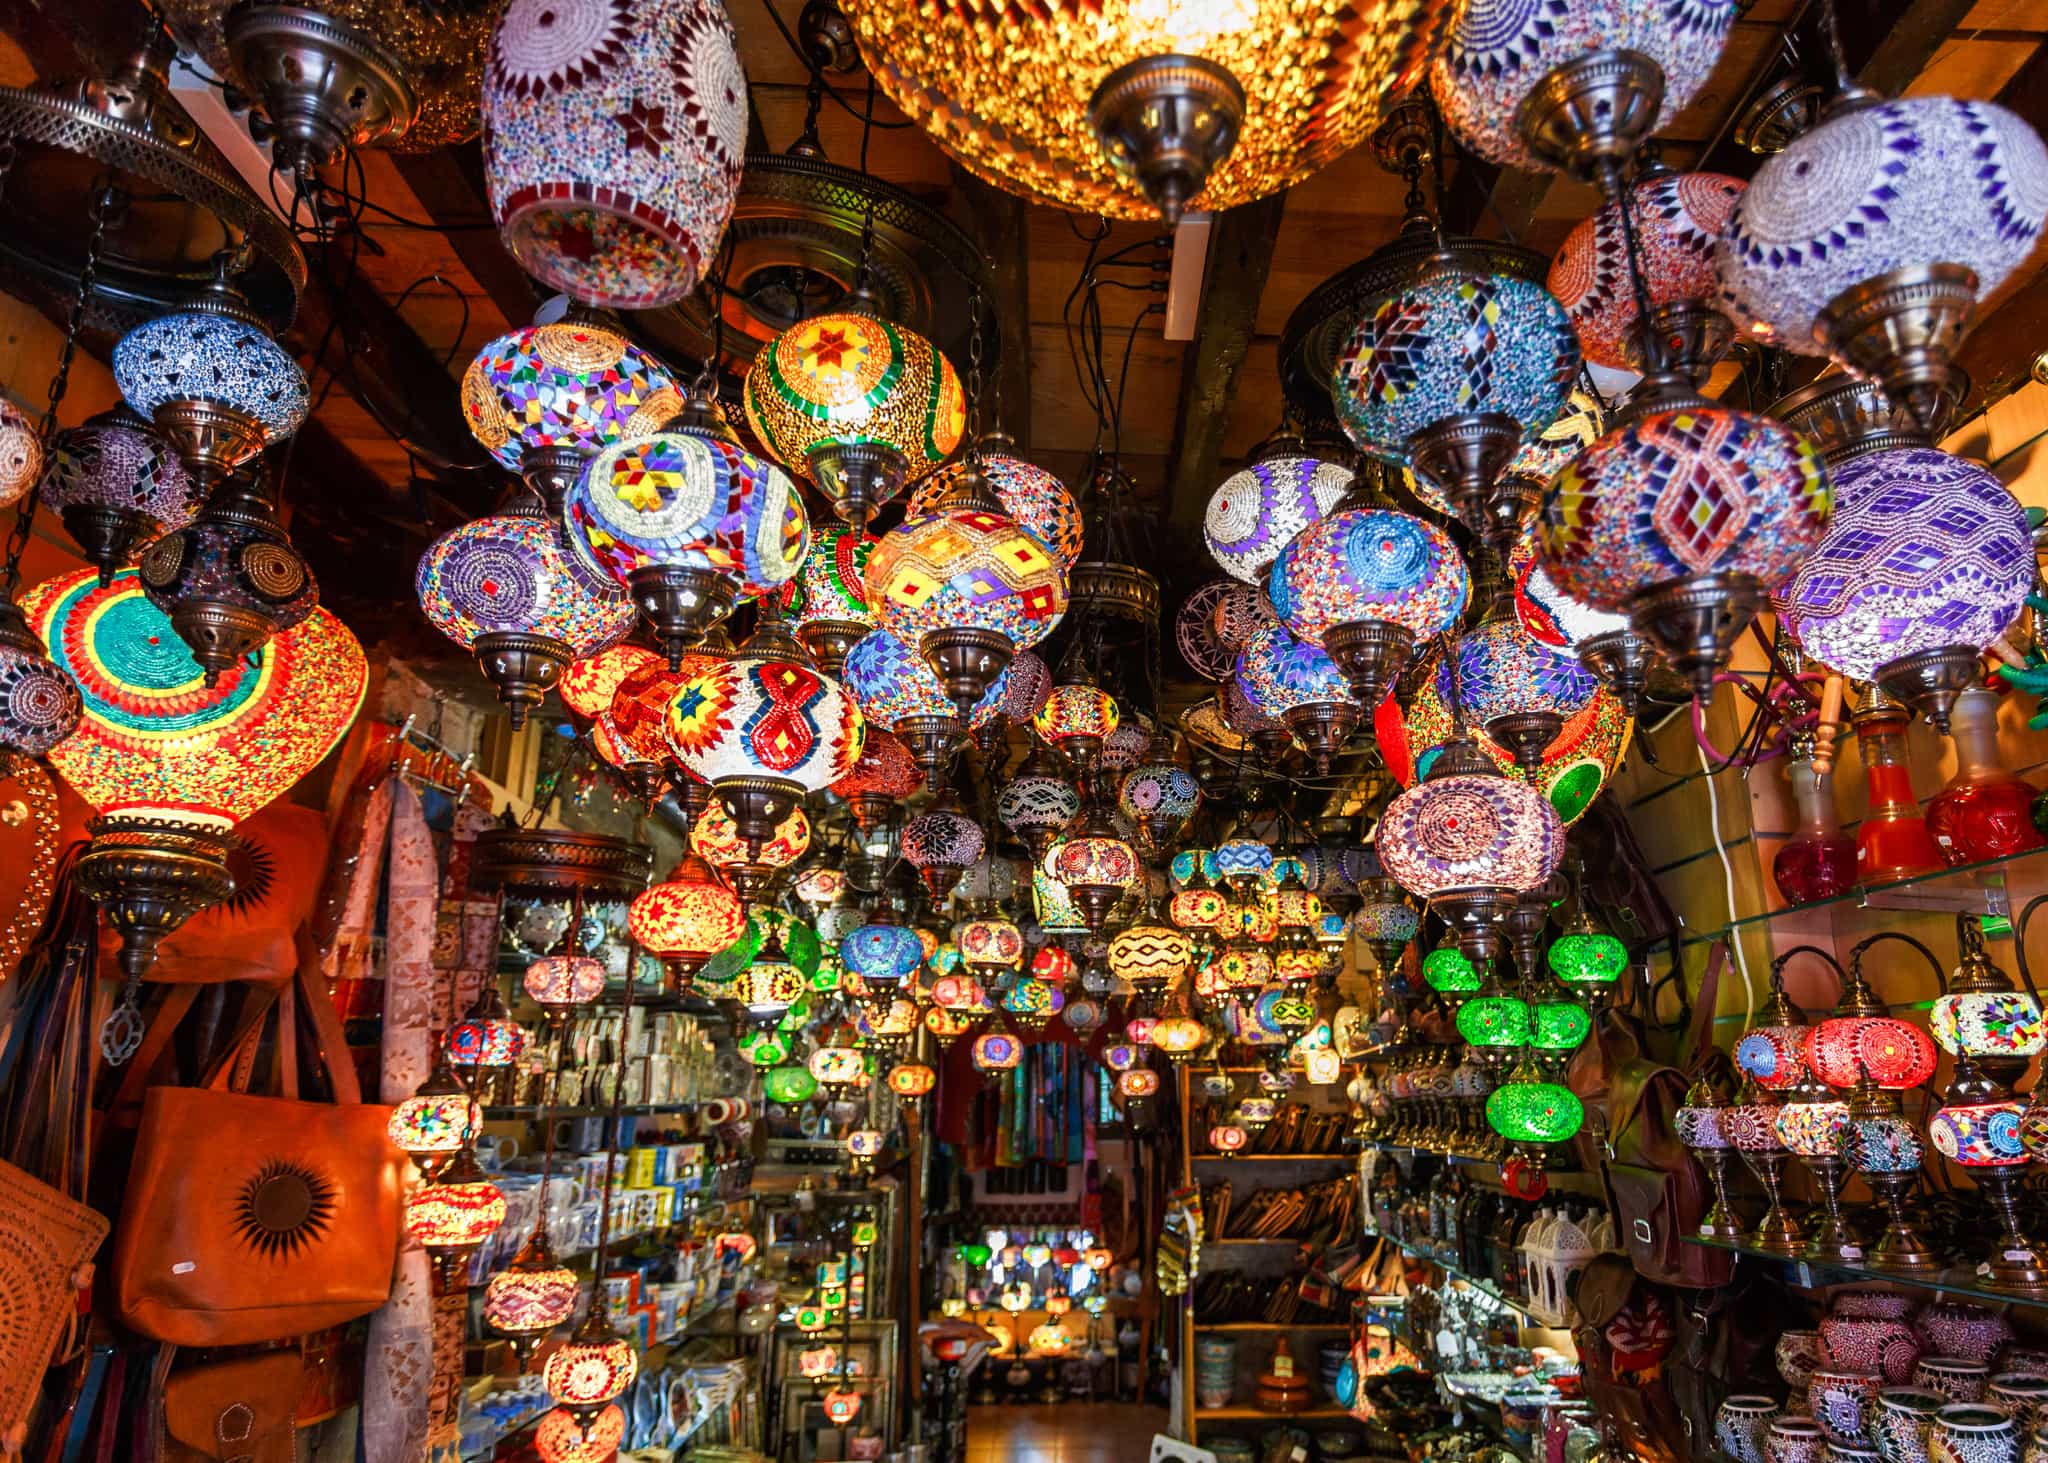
[
  {"xmin": 1486, "ymin": 1053, "xmax": 1586, "ymax": 1162},
  {"xmin": 1455, "ymin": 994, "xmax": 1531, "ymax": 1064},
  {"xmin": 1532, "ymin": 1000, "xmax": 1592, "ymax": 1055},
  {"xmin": 764, "ymin": 1065, "xmax": 819, "ymax": 1103},
  {"xmin": 1546, "ymin": 919, "xmax": 1626, "ymax": 1008},
  {"xmin": 1422, "ymin": 941, "xmax": 1483, "ymax": 997},
  {"xmin": 960, "ymin": 1243, "xmax": 993, "ymax": 1267}
]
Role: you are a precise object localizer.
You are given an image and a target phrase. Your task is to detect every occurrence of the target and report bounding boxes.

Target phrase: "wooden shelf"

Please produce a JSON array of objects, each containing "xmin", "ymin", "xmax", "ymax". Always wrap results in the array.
[
  {"xmin": 1191, "ymin": 1152, "xmax": 1354, "ymax": 1163},
  {"xmin": 1192, "ymin": 1322, "xmax": 1352, "ymax": 1332},
  {"xmin": 1195, "ymin": 1405, "xmax": 1353, "ymax": 1421}
]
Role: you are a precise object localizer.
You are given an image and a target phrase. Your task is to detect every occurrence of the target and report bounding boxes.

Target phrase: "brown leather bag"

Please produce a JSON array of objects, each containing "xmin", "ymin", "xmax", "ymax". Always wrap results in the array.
[
  {"xmin": 160, "ymin": 1352, "xmax": 302, "ymax": 1463},
  {"xmin": 112, "ymin": 950, "xmax": 404, "ymax": 1346},
  {"xmin": 1595, "ymin": 943, "xmax": 1733, "ymax": 1291}
]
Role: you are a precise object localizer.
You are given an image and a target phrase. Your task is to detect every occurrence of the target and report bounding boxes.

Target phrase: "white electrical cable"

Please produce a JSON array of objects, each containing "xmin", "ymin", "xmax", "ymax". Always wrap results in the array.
[{"xmin": 1698, "ymin": 741, "xmax": 1756, "ymax": 1032}]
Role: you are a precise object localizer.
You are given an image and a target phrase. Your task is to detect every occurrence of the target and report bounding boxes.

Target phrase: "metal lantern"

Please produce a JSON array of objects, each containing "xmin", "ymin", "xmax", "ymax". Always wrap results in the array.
[
  {"xmin": 41, "ymin": 407, "xmax": 196, "ymax": 586},
  {"xmin": 387, "ymin": 1062, "xmax": 483, "ymax": 1175},
  {"xmin": 1052, "ymin": 804, "xmax": 1141, "ymax": 932},
  {"xmin": 1033, "ymin": 682, "xmax": 1120, "ymax": 771},
  {"xmin": 1118, "ymin": 762, "xmax": 1200, "ymax": 848},
  {"xmin": 482, "ymin": 0, "xmax": 748, "ymax": 309},
  {"xmin": 406, "ymin": 1148, "xmax": 507, "ymax": 1283},
  {"xmin": 1204, "ymin": 438, "xmax": 1352, "ymax": 585}
]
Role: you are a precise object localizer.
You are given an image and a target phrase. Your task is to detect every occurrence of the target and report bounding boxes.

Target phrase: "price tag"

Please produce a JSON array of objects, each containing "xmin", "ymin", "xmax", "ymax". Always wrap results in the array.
[{"xmin": 1795, "ymin": 1261, "xmax": 1814, "ymax": 1289}]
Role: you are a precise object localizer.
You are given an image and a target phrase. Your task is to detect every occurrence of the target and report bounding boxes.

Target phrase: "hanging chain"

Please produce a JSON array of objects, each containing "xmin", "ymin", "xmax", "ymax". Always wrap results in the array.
[
  {"xmin": 6, "ymin": 186, "xmax": 113, "ymax": 598},
  {"xmin": 1604, "ymin": 163, "xmax": 1667, "ymax": 376},
  {"xmin": 697, "ymin": 237, "xmax": 734, "ymax": 398},
  {"xmin": 964, "ymin": 284, "xmax": 986, "ymax": 452}
]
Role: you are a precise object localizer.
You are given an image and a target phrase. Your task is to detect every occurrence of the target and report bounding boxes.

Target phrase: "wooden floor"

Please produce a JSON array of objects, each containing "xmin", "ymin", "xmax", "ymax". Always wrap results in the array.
[{"xmin": 966, "ymin": 1403, "xmax": 1172, "ymax": 1462}]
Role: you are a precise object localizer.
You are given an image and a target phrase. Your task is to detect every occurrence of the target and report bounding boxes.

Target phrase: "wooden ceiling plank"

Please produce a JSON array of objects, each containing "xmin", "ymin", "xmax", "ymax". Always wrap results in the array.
[
  {"xmin": 1162, "ymin": 190, "xmax": 1287, "ymax": 563},
  {"xmin": 388, "ymin": 144, "xmax": 541, "ymax": 329},
  {"xmin": 949, "ymin": 165, "xmax": 1032, "ymax": 446},
  {"xmin": 1951, "ymin": 35, "xmax": 2048, "ymax": 421}
]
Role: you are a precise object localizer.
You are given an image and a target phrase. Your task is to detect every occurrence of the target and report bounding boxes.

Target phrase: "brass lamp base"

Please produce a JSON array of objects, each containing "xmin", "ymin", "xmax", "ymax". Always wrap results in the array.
[
  {"xmin": 1696, "ymin": 1148, "xmax": 1747, "ymax": 1241},
  {"xmin": 1430, "ymin": 886, "xmax": 1518, "ymax": 965},
  {"xmin": 153, "ymin": 398, "xmax": 264, "ymax": 491},
  {"xmin": 223, "ymin": 3, "xmax": 418, "ymax": 174},
  {"xmin": 609, "ymin": 760, "xmax": 670, "ymax": 811},
  {"xmin": 1576, "ymin": 627, "xmax": 1656, "ymax": 718},
  {"xmin": 473, "ymin": 630, "xmax": 571, "ymax": 730},
  {"xmin": 714, "ymin": 775, "xmax": 805, "ymax": 860},
  {"xmin": 1976, "ymin": 1164, "xmax": 2048, "ymax": 1296},
  {"xmin": 809, "ymin": 440, "xmax": 909, "ymax": 528},
  {"xmin": 1514, "ymin": 48, "xmax": 1666, "ymax": 181},
  {"xmin": 1799, "ymin": 1152, "xmax": 1863, "ymax": 1262},
  {"xmin": 628, "ymin": 564, "xmax": 738, "ymax": 669},
  {"xmin": 1817, "ymin": 263, "xmax": 1977, "ymax": 440},
  {"xmin": 1628, "ymin": 571, "xmax": 1762, "ymax": 699},
  {"xmin": 520, "ymin": 443, "xmax": 589, "ymax": 518},
  {"xmin": 61, "ymin": 503, "xmax": 146, "ymax": 586},
  {"xmin": 169, "ymin": 599, "xmax": 277, "ymax": 688},
  {"xmin": 1323, "ymin": 618, "xmax": 1414, "ymax": 710},
  {"xmin": 1486, "ymin": 709, "xmax": 1561, "ymax": 775},
  {"xmin": 1863, "ymin": 1170, "xmax": 1944, "ymax": 1274},
  {"xmin": 797, "ymin": 618, "xmax": 867, "ymax": 675},
  {"xmin": 1639, "ymin": 299, "xmax": 1734, "ymax": 384},
  {"xmin": 895, "ymin": 713, "xmax": 961, "ymax": 792},
  {"xmin": 1875, "ymin": 643, "xmax": 1981, "ymax": 734},
  {"xmin": 1283, "ymin": 699, "xmax": 1361, "ymax": 773},
  {"xmin": 921, "ymin": 626, "xmax": 1013, "ymax": 721},
  {"xmin": 74, "ymin": 815, "xmax": 239, "ymax": 981},
  {"xmin": 1407, "ymin": 412, "xmax": 1524, "ymax": 550},
  {"xmin": 1741, "ymin": 1149, "xmax": 1807, "ymax": 1253},
  {"xmin": 1068, "ymin": 883, "xmax": 1121, "ymax": 933},
  {"xmin": 1088, "ymin": 53, "xmax": 1244, "ymax": 226}
]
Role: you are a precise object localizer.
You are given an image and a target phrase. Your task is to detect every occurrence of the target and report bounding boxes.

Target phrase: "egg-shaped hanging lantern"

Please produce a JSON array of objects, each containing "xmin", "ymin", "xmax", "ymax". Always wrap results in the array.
[
  {"xmin": 1270, "ymin": 503, "xmax": 1469, "ymax": 712},
  {"xmin": 1033, "ymin": 682, "xmax": 1120, "ymax": 770},
  {"xmin": 1333, "ymin": 267, "xmax": 1580, "ymax": 549},
  {"xmin": 1430, "ymin": 0, "xmax": 1737, "ymax": 177},
  {"xmin": 481, "ymin": 0, "xmax": 748, "ymax": 309},
  {"xmin": 418, "ymin": 503, "xmax": 637, "ymax": 727},
  {"xmin": 901, "ymin": 798, "xmax": 986, "ymax": 901},
  {"xmin": 1234, "ymin": 621, "xmax": 1360, "ymax": 773},
  {"xmin": 956, "ymin": 916, "xmax": 1025, "ymax": 977},
  {"xmin": 483, "ymin": 1239, "xmax": 580, "ymax": 1362},
  {"xmin": 838, "ymin": 0, "xmax": 1437, "ymax": 223},
  {"xmin": 1548, "ymin": 171, "xmax": 1745, "ymax": 378},
  {"xmin": 830, "ymin": 724, "xmax": 921, "ymax": 837},
  {"xmin": 666, "ymin": 616, "xmax": 864, "ymax": 859},
  {"xmin": 744, "ymin": 309, "xmax": 965, "ymax": 528},
  {"xmin": 1118, "ymin": 762, "xmax": 1200, "ymax": 848},
  {"xmin": 1203, "ymin": 438, "xmax": 1352, "ymax": 585},
  {"xmin": 1454, "ymin": 601, "xmax": 1601, "ymax": 776},
  {"xmin": 460, "ymin": 322, "xmax": 682, "ymax": 505},
  {"xmin": 0, "ymin": 399, "xmax": 37, "ymax": 515},
  {"xmin": 912, "ymin": 438, "xmax": 1085, "ymax": 570},
  {"xmin": 1538, "ymin": 405, "xmax": 1831, "ymax": 695},
  {"xmin": 41, "ymin": 407, "xmax": 197, "ymax": 585},
  {"xmin": 841, "ymin": 627, "xmax": 1008, "ymax": 790},
  {"xmin": 563, "ymin": 392, "xmax": 809, "ymax": 665},
  {"xmin": 1718, "ymin": 95, "xmax": 2048, "ymax": 435},
  {"xmin": 997, "ymin": 764, "xmax": 1082, "ymax": 861},
  {"xmin": 779, "ymin": 526, "xmax": 879, "ymax": 673},
  {"xmin": 560, "ymin": 643, "xmax": 662, "ymax": 721},
  {"xmin": 629, "ymin": 853, "xmax": 746, "ymax": 990},
  {"xmin": 690, "ymin": 801, "xmax": 810, "ymax": 896}
]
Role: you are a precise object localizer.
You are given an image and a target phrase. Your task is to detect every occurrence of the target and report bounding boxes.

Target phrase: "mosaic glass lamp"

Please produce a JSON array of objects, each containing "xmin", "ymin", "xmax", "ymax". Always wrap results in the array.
[
  {"xmin": 1234, "ymin": 621, "xmax": 1362, "ymax": 772},
  {"xmin": 418, "ymin": 502, "xmax": 636, "ymax": 726},
  {"xmin": 112, "ymin": 267, "xmax": 309, "ymax": 492},
  {"xmin": 628, "ymin": 853, "xmax": 746, "ymax": 990},
  {"xmin": 889, "ymin": 1062, "xmax": 937, "ymax": 1102},
  {"xmin": 1531, "ymin": 1000, "xmax": 1591, "ymax": 1056},
  {"xmin": 972, "ymin": 1028, "xmax": 1023, "ymax": 1078},
  {"xmin": 744, "ymin": 308, "xmax": 965, "ymax": 527},
  {"xmin": 837, "ymin": 0, "xmax": 1437, "ymax": 222},
  {"xmin": 560, "ymin": 644, "xmax": 661, "ymax": 721},
  {"xmin": 865, "ymin": 457, "xmax": 1070, "ymax": 717},
  {"xmin": 1271, "ymin": 500, "xmax": 1469, "ymax": 710},
  {"xmin": 841, "ymin": 627, "xmax": 1008, "ymax": 790},
  {"xmin": 691, "ymin": 800, "xmax": 810, "ymax": 883},
  {"xmin": 1422, "ymin": 942, "xmax": 1483, "ymax": 996},
  {"xmin": 901, "ymin": 796, "xmax": 987, "ymax": 900},
  {"xmin": 780, "ymin": 526, "xmax": 878, "ymax": 673},
  {"xmin": 1333, "ymin": 266, "xmax": 1581, "ymax": 549},
  {"xmin": 41, "ymin": 407, "xmax": 196, "ymax": 585},
  {"xmin": 956, "ymin": 916, "xmax": 1025, "ymax": 977},
  {"xmin": 1456, "ymin": 991, "xmax": 1532, "ymax": 1058},
  {"xmin": 1033, "ymin": 681, "xmax": 1120, "ymax": 770},
  {"xmin": 447, "ymin": 984, "xmax": 528, "ymax": 1074},
  {"xmin": 0, "ymin": 400, "xmax": 38, "ymax": 517},
  {"xmin": 1485, "ymin": 1054, "xmax": 1585, "ymax": 1158},
  {"xmin": 1118, "ymin": 761, "xmax": 1200, "ymax": 848},
  {"xmin": 1353, "ymin": 882, "xmax": 1420, "ymax": 979},
  {"xmin": 1109, "ymin": 920, "xmax": 1194, "ymax": 1006},
  {"xmin": 387, "ymin": 1061, "xmax": 482, "ymax": 1176},
  {"xmin": 1547, "ymin": 923, "xmax": 1626, "ymax": 992},
  {"xmin": 27, "ymin": 569, "xmax": 365, "ymax": 982},
  {"xmin": 998, "ymin": 762, "xmax": 1083, "ymax": 861},
  {"xmin": 831, "ymin": 724, "xmax": 922, "ymax": 836},
  {"xmin": 1431, "ymin": 0, "xmax": 1737, "ymax": 178},
  {"xmin": 1000, "ymin": 649, "xmax": 1055, "ymax": 726},
  {"xmin": 1204, "ymin": 436, "xmax": 1352, "ymax": 585},
  {"xmin": 564, "ymin": 388, "xmax": 810, "ymax": 665},
  {"xmin": 840, "ymin": 916, "xmax": 925, "ymax": 998},
  {"xmin": 1402, "ymin": 388, "xmax": 1610, "ymax": 556},
  {"xmin": 535, "ymin": 1405, "xmax": 626, "ymax": 1463},
  {"xmin": 1455, "ymin": 597, "xmax": 1601, "ymax": 775},
  {"xmin": 912, "ymin": 436, "xmax": 1085, "ymax": 570},
  {"xmin": 667, "ymin": 615, "xmax": 865, "ymax": 860},
  {"xmin": 523, "ymin": 950, "xmax": 605, "ymax": 1014},
  {"xmin": 483, "ymin": 1235, "xmax": 580, "ymax": 1364},
  {"xmin": 1537, "ymin": 405, "xmax": 1831, "ymax": 694},
  {"xmin": 1376, "ymin": 744, "xmax": 1565, "ymax": 963},
  {"xmin": 1052, "ymin": 803, "xmax": 1143, "ymax": 932},
  {"xmin": 763, "ymin": 1064, "xmax": 817, "ymax": 1104},
  {"xmin": 1505, "ymin": 532, "xmax": 1647, "ymax": 718},
  {"xmin": 406, "ymin": 1148, "xmax": 507, "ymax": 1283},
  {"xmin": 1718, "ymin": 95, "xmax": 2048, "ymax": 435},
  {"xmin": 481, "ymin": 0, "xmax": 747, "ymax": 309},
  {"xmin": 1548, "ymin": 171, "xmax": 1746, "ymax": 379},
  {"xmin": 542, "ymin": 1314, "xmax": 639, "ymax": 1421},
  {"xmin": 459, "ymin": 321, "xmax": 681, "ymax": 506}
]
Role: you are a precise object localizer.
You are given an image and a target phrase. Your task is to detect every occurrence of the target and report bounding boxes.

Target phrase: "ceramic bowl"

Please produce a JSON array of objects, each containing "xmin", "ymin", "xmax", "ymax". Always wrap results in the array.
[
  {"xmin": 1990, "ymin": 1376, "xmax": 2048, "ymax": 1435},
  {"xmin": 1836, "ymin": 1294, "xmax": 1921, "ymax": 1322},
  {"xmin": 1827, "ymin": 1317, "xmax": 1926, "ymax": 1385},
  {"xmin": 1779, "ymin": 1331, "xmax": 1828, "ymax": 1389},
  {"xmin": 1771, "ymin": 1416, "xmax": 1829, "ymax": 1463},
  {"xmin": 1929, "ymin": 1403, "xmax": 2018, "ymax": 1463},
  {"xmin": 1917, "ymin": 1359, "xmax": 1994, "ymax": 1405},
  {"xmin": 1813, "ymin": 1369, "xmax": 1886, "ymax": 1444},
  {"xmin": 1874, "ymin": 1388, "xmax": 1948, "ymax": 1463},
  {"xmin": 1917, "ymin": 1305, "xmax": 2015, "ymax": 1366},
  {"xmin": 1722, "ymin": 1395, "xmax": 1788, "ymax": 1463}
]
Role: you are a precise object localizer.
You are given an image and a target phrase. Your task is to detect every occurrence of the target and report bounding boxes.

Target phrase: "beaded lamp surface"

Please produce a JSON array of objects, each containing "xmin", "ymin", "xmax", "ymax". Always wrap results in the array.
[
  {"xmin": 864, "ymin": 505, "xmax": 1069, "ymax": 653},
  {"xmin": 1718, "ymin": 97, "xmax": 2048, "ymax": 352},
  {"xmin": 665, "ymin": 641, "xmax": 866, "ymax": 793},
  {"xmin": 1033, "ymin": 867, "xmax": 1089, "ymax": 937},
  {"xmin": 1377, "ymin": 774, "xmax": 1565, "ymax": 899},
  {"xmin": 841, "ymin": 628, "xmax": 1008, "ymax": 729},
  {"xmin": 912, "ymin": 451, "xmax": 1085, "ymax": 569},
  {"xmin": 1773, "ymin": 447, "xmax": 2031, "ymax": 682},
  {"xmin": 1234, "ymin": 622, "xmax": 1353, "ymax": 720},
  {"xmin": 1098, "ymin": 711, "xmax": 1154, "ymax": 771},
  {"xmin": 1034, "ymin": 683, "xmax": 1120, "ymax": 751},
  {"xmin": 542, "ymin": 1331, "xmax": 639, "ymax": 1411},
  {"xmin": 902, "ymin": 804, "xmax": 986, "ymax": 876},
  {"xmin": 24, "ymin": 569, "xmax": 364, "ymax": 826},
  {"xmin": 1547, "ymin": 173, "xmax": 1746, "ymax": 371},
  {"xmin": 743, "ymin": 312, "xmax": 965, "ymax": 518},
  {"xmin": 459, "ymin": 324, "xmax": 681, "ymax": 470},
  {"xmin": 1431, "ymin": 0, "xmax": 1737, "ymax": 171},
  {"xmin": 838, "ymin": 0, "xmax": 1435, "ymax": 219},
  {"xmin": 560, "ymin": 644, "xmax": 661, "ymax": 720},
  {"xmin": 387, "ymin": 1083, "xmax": 481, "ymax": 1161},
  {"xmin": 113, "ymin": 306, "xmax": 309, "ymax": 442},
  {"xmin": 1803, "ymin": 1016, "xmax": 1937, "ymax": 1090},
  {"xmin": 41, "ymin": 409, "xmax": 197, "ymax": 570},
  {"xmin": 1352, "ymin": 897, "xmax": 1419, "ymax": 948},
  {"xmin": 564, "ymin": 423, "xmax": 809, "ymax": 602},
  {"xmin": 417, "ymin": 509, "xmax": 634, "ymax": 658},
  {"xmin": 1332, "ymin": 270, "xmax": 1579, "ymax": 463},
  {"xmin": 1509, "ymin": 532, "xmax": 1627, "ymax": 651},
  {"xmin": 1456, "ymin": 610, "xmax": 1599, "ymax": 736},
  {"xmin": 1204, "ymin": 449, "xmax": 1352, "ymax": 585},
  {"xmin": 481, "ymin": 0, "xmax": 747, "ymax": 308},
  {"xmin": 1270, "ymin": 506, "xmax": 1470, "ymax": 648},
  {"xmin": 1486, "ymin": 1075, "xmax": 1586, "ymax": 1143},
  {"xmin": 606, "ymin": 657, "xmax": 708, "ymax": 766}
]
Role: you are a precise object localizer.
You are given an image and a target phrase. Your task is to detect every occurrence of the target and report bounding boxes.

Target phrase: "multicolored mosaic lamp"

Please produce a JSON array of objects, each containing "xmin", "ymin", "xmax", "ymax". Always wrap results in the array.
[
  {"xmin": 865, "ymin": 456, "xmax": 1069, "ymax": 718},
  {"xmin": 535, "ymin": 1405, "xmax": 626, "ymax": 1463},
  {"xmin": 1204, "ymin": 437, "xmax": 1352, "ymax": 585},
  {"xmin": 41, "ymin": 407, "xmax": 196, "ymax": 586},
  {"xmin": 1771, "ymin": 376, "xmax": 2032, "ymax": 732},
  {"xmin": 483, "ymin": 1234, "xmax": 580, "ymax": 1365},
  {"xmin": 1119, "ymin": 761, "xmax": 1200, "ymax": 848},
  {"xmin": 912, "ymin": 435, "xmax": 1085, "ymax": 570},
  {"xmin": 841, "ymin": 628, "xmax": 1007, "ymax": 790},
  {"xmin": 418, "ymin": 503, "xmax": 636, "ymax": 727},
  {"xmin": 25, "ymin": 568, "xmax": 365, "ymax": 987},
  {"xmin": 956, "ymin": 915, "xmax": 1025, "ymax": 978},
  {"xmin": 1108, "ymin": 919, "xmax": 1194, "ymax": 1007},
  {"xmin": 744, "ymin": 307, "xmax": 965, "ymax": 527},
  {"xmin": 628, "ymin": 853, "xmax": 746, "ymax": 990},
  {"xmin": 1506, "ymin": 532, "xmax": 1647, "ymax": 719},
  {"xmin": 1376, "ymin": 737, "xmax": 1565, "ymax": 963},
  {"xmin": 387, "ymin": 1061, "xmax": 482, "ymax": 1176},
  {"xmin": 564, "ymin": 387, "xmax": 810, "ymax": 666},
  {"xmin": 1234, "ymin": 621, "xmax": 1360, "ymax": 772},
  {"xmin": 779, "ymin": 526, "xmax": 878, "ymax": 673},
  {"xmin": 1431, "ymin": 0, "xmax": 1736, "ymax": 179},
  {"xmin": 667, "ymin": 615, "xmax": 864, "ymax": 860},
  {"xmin": 1333, "ymin": 265, "xmax": 1581, "ymax": 548},
  {"xmin": 1537, "ymin": 404, "xmax": 1831, "ymax": 694},
  {"xmin": 406, "ymin": 1147, "xmax": 507, "ymax": 1284},
  {"xmin": 901, "ymin": 795, "xmax": 986, "ymax": 900},
  {"xmin": 481, "ymin": 0, "xmax": 747, "ymax": 309},
  {"xmin": 1455, "ymin": 595, "xmax": 1600, "ymax": 775},
  {"xmin": 1718, "ymin": 94, "xmax": 2048, "ymax": 435},
  {"xmin": 1033, "ymin": 680, "xmax": 1120, "ymax": 771},
  {"xmin": 1271, "ymin": 499, "xmax": 1469, "ymax": 711}
]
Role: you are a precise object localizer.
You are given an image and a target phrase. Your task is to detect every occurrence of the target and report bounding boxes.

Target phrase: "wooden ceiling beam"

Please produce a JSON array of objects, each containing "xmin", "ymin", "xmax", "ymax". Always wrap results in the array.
[
  {"xmin": 1439, "ymin": 156, "xmax": 1553, "ymax": 243},
  {"xmin": 389, "ymin": 144, "xmax": 541, "ymax": 328},
  {"xmin": 1948, "ymin": 36, "xmax": 2048, "ymax": 422},
  {"xmin": 1163, "ymin": 190, "xmax": 1287, "ymax": 576},
  {"xmin": 948, "ymin": 166, "xmax": 1031, "ymax": 447}
]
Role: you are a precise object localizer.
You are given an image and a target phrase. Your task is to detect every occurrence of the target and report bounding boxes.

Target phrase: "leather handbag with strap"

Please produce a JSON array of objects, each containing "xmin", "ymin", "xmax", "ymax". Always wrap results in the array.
[
  {"xmin": 158, "ymin": 1352, "xmax": 302, "ymax": 1463},
  {"xmin": 1596, "ymin": 942, "xmax": 1734, "ymax": 1291},
  {"xmin": 111, "ymin": 947, "xmax": 404, "ymax": 1347}
]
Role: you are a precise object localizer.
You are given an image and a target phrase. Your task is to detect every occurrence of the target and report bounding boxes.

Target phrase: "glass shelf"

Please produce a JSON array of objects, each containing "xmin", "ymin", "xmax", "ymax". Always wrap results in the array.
[
  {"xmin": 1192, "ymin": 1322, "xmax": 1354, "ymax": 1332},
  {"xmin": 1191, "ymin": 1152, "xmax": 1356, "ymax": 1163},
  {"xmin": 1682, "ymin": 1236, "xmax": 2048, "ymax": 1311},
  {"xmin": 1717, "ymin": 840, "xmax": 2048, "ymax": 938},
  {"xmin": 1378, "ymin": 1234, "xmax": 1545, "ymax": 1319},
  {"xmin": 1195, "ymin": 1405, "xmax": 1355, "ymax": 1421}
]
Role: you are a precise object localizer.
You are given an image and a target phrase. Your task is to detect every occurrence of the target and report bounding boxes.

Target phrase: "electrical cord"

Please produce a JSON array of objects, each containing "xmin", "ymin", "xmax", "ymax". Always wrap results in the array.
[{"xmin": 1697, "ymin": 739, "xmax": 1756, "ymax": 1029}]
